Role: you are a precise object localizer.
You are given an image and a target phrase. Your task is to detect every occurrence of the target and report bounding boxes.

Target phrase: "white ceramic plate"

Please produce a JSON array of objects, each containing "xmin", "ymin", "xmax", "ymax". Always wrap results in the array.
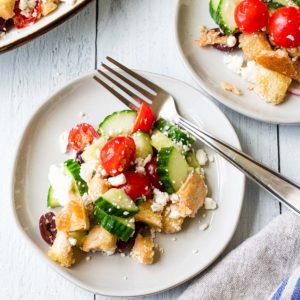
[
  {"xmin": 12, "ymin": 71, "xmax": 245, "ymax": 297},
  {"xmin": 0, "ymin": 0, "xmax": 90, "ymax": 53},
  {"xmin": 175, "ymin": 0, "xmax": 300, "ymax": 124}
]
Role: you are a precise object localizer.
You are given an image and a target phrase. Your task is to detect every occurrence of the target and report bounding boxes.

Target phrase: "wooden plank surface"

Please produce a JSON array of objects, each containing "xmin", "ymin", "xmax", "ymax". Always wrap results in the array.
[{"xmin": 0, "ymin": 0, "xmax": 284, "ymax": 298}]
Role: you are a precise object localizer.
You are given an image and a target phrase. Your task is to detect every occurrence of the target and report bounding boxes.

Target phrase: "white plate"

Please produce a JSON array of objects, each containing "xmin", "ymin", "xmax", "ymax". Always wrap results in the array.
[
  {"xmin": 0, "ymin": 0, "xmax": 90, "ymax": 53},
  {"xmin": 175, "ymin": 0, "xmax": 300, "ymax": 124},
  {"xmin": 11, "ymin": 71, "xmax": 245, "ymax": 297}
]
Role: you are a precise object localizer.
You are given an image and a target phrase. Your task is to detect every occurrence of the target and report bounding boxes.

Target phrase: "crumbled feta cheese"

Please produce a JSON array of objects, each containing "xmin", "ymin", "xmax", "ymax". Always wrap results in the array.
[
  {"xmin": 199, "ymin": 223, "xmax": 209, "ymax": 231},
  {"xmin": 85, "ymin": 256, "xmax": 91, "ymax": 261},
  {"xmin": 48, "ymin": 164, "xmax": 73, "ymax": 206},
  {"xmin": 170, "ymin": 193, "xmax": 179, "ymax": 204},
  {"xmin": 104, "ymin": 250, "xmax": 115, "ymax": 256},
  {"xmin": 108, "ymin": 173, "xmax": 126, "ymax": 186},
  {"xmin": 241, "ymin": 61, "xmax": 258, "ymax": 84},
  {"xmin": 120, "ymin": 253, "xmax": 126, "ymax": 257},
  {"xmin": 151, "ymin": 188, "xmax": 169, "ymax": 212},
  {"xmin": 208, "ymin": 155, "xmax": 215, "ymax": 163},
  {"xmin": 223, "ymin": 54, "xmax": 244, "ymax": 74},
  {"xmin": 68, "ymin": 237, "xmax": 77, "ymax": 246},
  {"xmin": 80, "ymin": 160, "xmax": 99, "ymax": 182},
  {"xmin": 135, "ymin": 154, "xmax": 152, "ymax": 168},
  {"xmin": 59, "ymin": 130, "xmax": 69, "ymax": 153},
  {"xmin": 196, "ymin": 149, "xmax": 208, "ymax": 166},
  {"xmin": 204, "ymin": 197, "xmax": 217, "ymax": 210},
  {"xmin": 19, "ymin": 0, "xmax": 36, "ymax": 18},
  {"xmin": 169, "ymin": 206, "xmax": 181, "ymax": 219},
  {"xmin": 227, "ymin": 35, "xmax": 237, "ymax": 47}
]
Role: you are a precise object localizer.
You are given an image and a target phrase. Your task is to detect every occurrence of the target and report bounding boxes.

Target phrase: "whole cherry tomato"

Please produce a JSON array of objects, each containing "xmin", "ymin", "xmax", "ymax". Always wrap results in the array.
[
  {"xmin": 132, "ymin": 103, "xmax": 156, "ymax": 133},
  {"xmin": 234, "ymin": 0, "xmax": 268, "ymax": 33},
  {"xmin": 145, "ymin": 156, "xmax": 163, "ymax": 190},
  {"xmin": 101, "ymin": 137, "xmax": 136, "ymax": 176},
  {"xmin": 118, "ymin": 171, "xmax": 153, "ymax": 200},
  {"xmin": 68, "ymin": 123, "xmax": 99, "ymax": 152},
  {"xmin": 269, "ymin": 7, "xmax": 300, "ymax": 48}
]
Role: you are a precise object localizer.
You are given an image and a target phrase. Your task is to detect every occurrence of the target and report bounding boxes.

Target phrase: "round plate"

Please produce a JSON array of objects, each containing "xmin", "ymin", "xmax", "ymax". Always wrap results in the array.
[
  {"xmin": 175, "ymin": 0, "xmax": 300, "ymax": 124},
  {"xmin": 11, "ymin": 71, "xmax": 245, "ymax": 297}
]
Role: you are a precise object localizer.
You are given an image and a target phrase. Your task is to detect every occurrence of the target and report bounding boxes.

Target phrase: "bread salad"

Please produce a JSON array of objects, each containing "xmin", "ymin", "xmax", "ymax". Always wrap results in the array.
[
  {"xmin": 39, "ymin": 103, "xmax": 216, "ymax": 268},
  {"xmin": 198, "ymin": 0, "xmax": 300, "ymax": 104},
  {"xmin": 0, "ymin": 0, "xmax": 76, "ymax": 37}
]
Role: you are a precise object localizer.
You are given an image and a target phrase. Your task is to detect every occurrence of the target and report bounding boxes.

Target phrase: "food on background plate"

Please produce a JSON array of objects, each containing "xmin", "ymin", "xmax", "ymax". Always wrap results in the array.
[
  {"xmin": 198, "ymin": 0, "xmax": 300, "ymax": 104},
  {"xmin": 39, "ymin": 104, "xmax": 217, "ymax": 268}
]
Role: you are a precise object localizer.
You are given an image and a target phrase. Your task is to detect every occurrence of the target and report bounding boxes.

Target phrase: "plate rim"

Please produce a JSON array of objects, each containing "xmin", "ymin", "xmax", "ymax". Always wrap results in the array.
[
  {"xmin": 174, "ymin": 0, "xmax": 300, "ymax": 125},
  {"xmin": 10, "ymin": 70, "xmax": 246, "ymax": 297}
]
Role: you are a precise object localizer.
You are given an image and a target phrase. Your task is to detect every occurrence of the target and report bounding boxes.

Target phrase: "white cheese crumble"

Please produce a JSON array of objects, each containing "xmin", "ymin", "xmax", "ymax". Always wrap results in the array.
[
  {"xmin": 170, "ymin": 193, "xmax": 179, "ymax": 204},
  {"xmin": 80, "ymin": 160, "xmax": 99, "ymax": 182},
  {"xmin": 204, "ymin": 197, "xmax": 217, "ymax": 210},
  {"xmin": 48, "ymin": 164, "xmax": 73, "ymax": 206},
  {"xmin": 241, "ymin": 61, "xmax": 257, "ymax": 84},
  {"xmin": 223, "ymin": 54, "xmax": 244, "ymax": 74},
  {"xmin": 151, "ymin": 188, "xmax": 169, "ymax": 212},
  {"xmin": 59, "ymin": 130, "xmax": 69, "ymax": 154},
  {"xmin": 196, "ymin": 149, "xmax": 208, "ymax": 166},
  {"xmin": 169, "ymin": 207, "xmax": 181, "ymax": 219},
  {"xmin": 85, "ymin": 256, "xmax": 91, "ymax": 261},
  {"xmin": 135, "ymin": 154, "xmax": 152, "ymax": 168},
  {"xmin": 19, "ymin": 0, "xmax": 36, "ymax": 18},
  {"xmin": 108, "ymin": 173, "xmax": 126, "ymax": 186},
  {"xmin": 227, "ymin": 35, "xmax": 237, "ymax": 47},
  {"xmin": 199, "ymin": 223, "xmax": 209, "ymax": 231},
  {"xmin": 208, "ymin": 155, "xmax": 215, "ymax": 163},
  {"xmin": 68, "ymin": 237, "xmax": 77, "ymax": 246}
]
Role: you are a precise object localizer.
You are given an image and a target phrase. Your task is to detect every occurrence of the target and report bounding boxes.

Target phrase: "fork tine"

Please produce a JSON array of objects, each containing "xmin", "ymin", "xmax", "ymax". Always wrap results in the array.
[
  {"xmin": 93, "ymin": 76, "xmax": 139, "ymax": 111},
  {"xmin": 102, "ymin": 62, "xmax": 155, "ymax": 101},
  {"xmin": 106, "ymin": 56, "xmax": 163, "ymax": 94},
  {"xmin": 98, "ymin": 70, "xmax": 143, "ymax": 105}
]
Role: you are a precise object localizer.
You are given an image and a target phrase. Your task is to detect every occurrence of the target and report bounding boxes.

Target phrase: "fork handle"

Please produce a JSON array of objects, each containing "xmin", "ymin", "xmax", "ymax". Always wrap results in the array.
[{"xmin": 176, "ymin": 116, "xmax": 300, "ymax": 215}]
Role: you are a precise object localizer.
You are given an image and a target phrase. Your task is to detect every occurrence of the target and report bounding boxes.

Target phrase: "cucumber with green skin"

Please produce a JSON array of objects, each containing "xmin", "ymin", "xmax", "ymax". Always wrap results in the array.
[
  {"xmin": 185, "ymin": 150, "xmax": 200, "ymax": 168},
  {"xmin": 151, "ymin": 129, "xmax": 180, "ymax": 152},
  {"xmin": 95, "ymin": 188, "xmax": 139, "ymax": 218},
  {"xmin": 210, "ymin": 0, "xmax": 221, "ymax": 22},
  {"xmin": 156, "ymin": 146, "xmax": 189, "ymax": 194},
  {"xmin": 267, "ymin": 0, "xmax": 300, "ymax": 7},
  {"xmin": 81, "ymin": 137, "xmax": 107, "ymax": 162},
  {"xmin": 47, "ymin": 186, "xmax": 60, "ymax": 208},
  {"xmin": 94, "ymin": 207, "xmax": 135, "ymax": 241},
  {"xmin": 64, "ymin": 159, "xmax": 88, "ymax": 196},
  {"xmin": 98, "ymin": 110, "xmax": 137, "ymax": 137},
  {"xmin": 131, "ymin": 131, "xmax": 153, "ymax": 159}
]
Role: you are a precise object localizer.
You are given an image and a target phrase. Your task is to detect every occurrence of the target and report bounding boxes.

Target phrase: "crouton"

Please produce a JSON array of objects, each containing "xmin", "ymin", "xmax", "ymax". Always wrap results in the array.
[
  {"xmin": 48, "ymin": 231, "xmax": 75, "ymax": 267},
  {"xmin": 221, "ymin": 82, "xmax": 242, "ymax": 95},
  {"xmin": 256, "ymin": 50, "xmax": 297, "ymax": 78},
  {"xmin": 88, "ymin": 175, "xmax": 110, "ymax": 200},
  {"xmin": 134, "ymin": 200, "xmax": 162, "ymax": 232},
  {"xmin": 130, "ymin": 234, "xmax": 155, "ymax": 265},
  {"xmin": 162, "ymin": 204, "xmax": 184, "ymax": 234},
  {"xmin": 177, "ymin": 172, "xmax": 208, "ymax": 217},
  {"xmin": 239, "ymin": 32, "xmax": 272, "ymax": 61},
  {"xmin": 42, "ymin": 0, "xmax": 58, "ymax": 16},
  {"xmin": 81, "ymin": 225, "xmax": 117, "ymax": 254},
  {"xmin": 56, "ymin": 199, "xmax": 90, "ymax": 232},
  {"xmin": 197, "ymin": 28, "xmax": 228, "ymax": 47}
]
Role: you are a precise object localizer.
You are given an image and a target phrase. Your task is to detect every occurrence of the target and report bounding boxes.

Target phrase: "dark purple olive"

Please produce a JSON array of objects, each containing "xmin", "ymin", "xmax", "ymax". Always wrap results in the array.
[
  {"xmin": 75, "ymin": 151, "xmax": 84, "ymax": 165},
  {"xmin": 39, "ymin": 212, "xmax": 57, "ymax": 245},
  {"xmin": 0, "ymin": 18, "xmax": 6, "ymax": 35},
  {"xmin": 211, "ymin": 28, "xmax": 239, "ymax": 52}
]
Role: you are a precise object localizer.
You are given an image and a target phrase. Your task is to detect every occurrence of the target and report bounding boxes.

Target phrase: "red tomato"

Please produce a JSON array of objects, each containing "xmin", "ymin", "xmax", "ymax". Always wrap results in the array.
[
  {"xmin": 68, "ymin": 123, "xmax": 99, "ymax": 152},
  {"xmin": 132, "ymin": 103, "xmax": 155, "ymax": 133},
  {"xmin": 269, "ymin": 7, "xmax": 300, "ymax": 48},
  {"xmin": 145, "ymin": 156, "xmax": 162, "ymax": 190},
  {"xmin": 101, "ymin": 137, "xmax": 136, "ymax": 176},
  {"xmin": 234, "ymin": 0, "xmax": 268, "ymax": 33},
  {"xmin": 118, "ymin": 171, "xmax": 153, "ymax": 200},
  {"xmin": 13, "ymin": 0, "xmax": 42, "ymax": 29}
]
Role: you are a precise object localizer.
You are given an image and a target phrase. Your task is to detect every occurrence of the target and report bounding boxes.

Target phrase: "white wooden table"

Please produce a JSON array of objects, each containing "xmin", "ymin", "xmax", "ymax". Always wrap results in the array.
[{"xmin": 0, "ymin": 0, "xmax": 298, "ymax": 299}]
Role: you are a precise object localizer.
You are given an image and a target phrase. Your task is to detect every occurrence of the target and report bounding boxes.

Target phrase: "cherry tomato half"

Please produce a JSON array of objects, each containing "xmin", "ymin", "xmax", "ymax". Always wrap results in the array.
[
  {"xmin": 68, "ymin": 123, "xmax": 99, "ymax": 152},
  {"xmin": 13, "ymin": 0, "xmax": 42, "ymax": 29},
  {"xmin": 118, "ymin": 171, "xmax": 153, "ymax": 200},
  {"xmin": 145, "ymin": 156, "xmax": 162, "ymax": 190},
  {"xmin": 132, "ymin": 103, "xmax": 156, "ymax": 134},
  {"xmin": 101, "ymin": 137, "xmax": 136, "ymax": 176},
  {"xmin": 269, "ymin": 7, "xmax": 300, "ymax": 48},
  {"xmin": 234, "ymin": 0, "xmax": 268, "ymax": 33}
]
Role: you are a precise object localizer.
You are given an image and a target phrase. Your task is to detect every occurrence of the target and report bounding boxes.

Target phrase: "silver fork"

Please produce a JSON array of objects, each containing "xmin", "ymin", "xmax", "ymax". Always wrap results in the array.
[{"xmin": 94, "ymin": 56, "xmax": 300, "ymax": 215}]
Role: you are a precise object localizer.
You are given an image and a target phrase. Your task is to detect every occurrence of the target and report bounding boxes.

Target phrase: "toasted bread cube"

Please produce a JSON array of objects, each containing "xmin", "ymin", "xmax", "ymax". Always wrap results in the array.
[
  {"xmin": 88, "ymin": 175, "xmax": 110, "ymax": 200},
  {"xmin": 81, "ymin": 225, "xmax": 117, "ymax": 254},
  {"xmin": 48, "ymin": 231, "xmax": 75, "ymax": 267},
  {"xmin": 239, "ymin": 32, "xmax": 271, "ymax": 61},
  {"xmin": 134, "ymin": 200, "xmax": 162, "ymax": 232},
  {"xmin": 130, "ymin": 234, "xmax": 155, "ymax": 265},
  {"xmin": 56, "ymin": 199, "xmax": 90, "ymax": 232},
  {"xmin": 42, "ymin": 0, "xmax": 58, "ymax": 16},
  {"xmin": 177, "ymin": 172, "xmax": 208, "ymax": 217},
  {"xmin": 256, "ymin": 50, "xmax": 297, "ymax": 78},
  {"xmin": 162, "ymin": 204, "xmax": 184, "ymax": 234},
  {"xmin": 0, "ymin": 0, "xmax": 15, "ymax": 20}
]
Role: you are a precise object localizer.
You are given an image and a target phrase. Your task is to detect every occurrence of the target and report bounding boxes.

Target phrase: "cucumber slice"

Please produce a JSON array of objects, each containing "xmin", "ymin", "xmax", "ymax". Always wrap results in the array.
[
  {"xmin": 94, "ymin": 208, "xmax": 135, "ymax": 241},
  {"xmin": 81, "ymin": 137, "xmax": 107, "ymax": 162},
  {"xmin": 64, "ymin": 159, "xmax": 88, "ymax": 196},
  {"xmin": 151, "ymin": 129, "xmax": 179, "ymax": 151},
  {"xmin": 95, "ymin": 188, "xmax": 138, "ymax": 217},
  {"xmin": 216, "ymin": 0, "xmax": 240, "ymax": 35},
  {"xmin": 98, "ymin": 110, "xmax": 137, "ymax": 137},
  {"xmin": 185, "ymin": 150, "xmax": 200, "ymax": 168},
  {"xmin": 210, "ymin": 0, "xmax": 221, "ymax": 21},
  {"xmin": 47, "ymin": 186, "xmax": 60, "ymax": 208},
  {"xmin": 269, "ymin": 0, "xmax": 299, "ymax": 7},
  {"xmin": 155, "ymin": 118, "xmax": 195, "ymax": 151},
  {"xmin": 156, "ymin": 147, "xmax": 189, "ymax": 194},
  {"xmin": 132, "ymin": 131, "xmax": 153, "ymax": 159}
]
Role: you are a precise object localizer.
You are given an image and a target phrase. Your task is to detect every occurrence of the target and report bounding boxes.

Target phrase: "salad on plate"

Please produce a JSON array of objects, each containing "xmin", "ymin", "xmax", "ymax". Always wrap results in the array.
[
  {"xmin": 39, "ymin": 103, "xmax": 216, "ymax": 268},
  {"xmin": 198, "ymin": 0, "xmax": 300, "ymax": 104}
]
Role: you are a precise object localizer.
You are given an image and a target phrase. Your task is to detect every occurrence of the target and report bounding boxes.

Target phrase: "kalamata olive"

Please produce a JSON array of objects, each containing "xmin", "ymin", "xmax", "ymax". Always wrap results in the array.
[
  {"xmin": 0, "ymin": 18, "xmax": 6, "ymax": 35},
  {"xmin": 39, "ymin": 212, "xmax": 57, "ymax": 245},
  {"xmin": 211, "ymin": 28, "xmax": 239, "ymax": 52},
  {"xmin": 75, "ymin": 151, "xmax": 84, "ymax": 165}
]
